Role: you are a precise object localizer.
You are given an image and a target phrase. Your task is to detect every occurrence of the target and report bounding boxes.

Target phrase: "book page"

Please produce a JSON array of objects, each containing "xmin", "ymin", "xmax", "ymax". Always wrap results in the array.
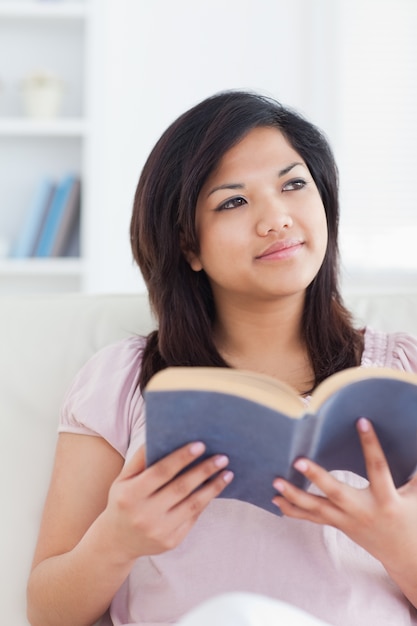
[
  {"xmin": 146, "ymin": 367, "xmax": 306, "ymax": 418},
  {"xmin": 309, "ymin": 366, "xmax": 417, "ymax": 412}
]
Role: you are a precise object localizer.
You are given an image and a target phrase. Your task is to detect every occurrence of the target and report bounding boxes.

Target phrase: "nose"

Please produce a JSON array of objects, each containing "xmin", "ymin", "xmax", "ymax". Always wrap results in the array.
[{"xmin": 255, "ymin": 194, "xmax": 293, "ymax": 237}]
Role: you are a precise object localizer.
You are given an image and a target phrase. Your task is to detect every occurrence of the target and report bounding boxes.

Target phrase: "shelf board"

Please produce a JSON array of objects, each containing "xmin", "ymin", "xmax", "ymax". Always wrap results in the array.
[
  {"xmin": 0, "ymin": 1, "xmax": 89, "ymax": 19},
  {"xmin": 0, "ymin": 117, "xmax": 88, "ymax": 137},
  {"xmin": 0, "ymin": 258, "xmax": 84, "ymax": 276}
]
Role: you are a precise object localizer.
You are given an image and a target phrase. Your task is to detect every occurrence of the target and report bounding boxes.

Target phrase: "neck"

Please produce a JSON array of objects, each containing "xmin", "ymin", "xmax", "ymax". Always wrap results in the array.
[{"xmin": 213, "ymin": 293, "xmax": 314, "ymax": 394}]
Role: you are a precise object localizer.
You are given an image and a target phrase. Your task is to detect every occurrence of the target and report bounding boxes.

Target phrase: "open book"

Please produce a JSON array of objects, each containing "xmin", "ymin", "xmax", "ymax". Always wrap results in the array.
[{"xmin": 144, "ymin": 366, "xmax": 417, "ymax": 515}]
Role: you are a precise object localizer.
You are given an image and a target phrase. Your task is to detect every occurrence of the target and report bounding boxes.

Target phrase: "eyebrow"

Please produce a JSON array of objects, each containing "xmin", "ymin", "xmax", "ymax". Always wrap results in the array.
[{"xmin": 206, "ymin": 161, "xmax": 305, "ymax": 198}]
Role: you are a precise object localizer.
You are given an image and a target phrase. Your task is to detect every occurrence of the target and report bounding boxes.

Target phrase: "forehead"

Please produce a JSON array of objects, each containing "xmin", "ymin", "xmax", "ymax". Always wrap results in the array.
[{"xmin": 203, "ymin": 126, "xmax": 304, "ymax": 183}]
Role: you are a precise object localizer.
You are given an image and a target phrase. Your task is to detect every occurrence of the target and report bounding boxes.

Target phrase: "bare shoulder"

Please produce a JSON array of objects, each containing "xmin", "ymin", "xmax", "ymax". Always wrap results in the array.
[{"xmin": 31, "ymin": 433, "xmax": 124, "ymax": 570}]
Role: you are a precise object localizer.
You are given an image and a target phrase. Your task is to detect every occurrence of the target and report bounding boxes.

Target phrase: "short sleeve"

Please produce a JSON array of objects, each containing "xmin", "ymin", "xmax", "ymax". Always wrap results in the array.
[
  {"xmin": 59, "ymin": 336, "xmax": 146, "ymax": 458},
  {"xmin": 386, "ymin": 332, "xmax": 417, "ymax": 372},
  {"xmin": 362, "ymin": 328, "xmax": 417, "ymax": 372}
]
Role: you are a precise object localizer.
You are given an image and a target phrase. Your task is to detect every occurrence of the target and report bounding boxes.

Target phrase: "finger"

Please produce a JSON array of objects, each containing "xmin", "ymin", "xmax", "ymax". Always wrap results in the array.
[
  {"xmin": 272, "ymin": 475, "xmax": 342, "ymax": 525},
  {"xmin": 356, "ymin": 417, "xmax": 396, "ymax": 499},
  {"xmin": 155, "ymin": 454, "xmax": 231, "ymax": 509},
  {"xmin": 293, "ymin": 458, "xmax": 351, "ymax": 508},
  {"xmin": 283, "ymin": 459, "xmax": 357, "ymax": 516},
  {"xmin": 139, "ymin": 441, "xmax": 207, "ymax": 493},
  {"xmin": 169, "ymin": 468, "xmax": 234, "ymax": 524},
  {"xmin": 165, "ymin": 469, "xmax": 234, "ymax": 543},
  {"xmin": 272, "ymin": 493, "xmax": 319, "ymax": 521}
]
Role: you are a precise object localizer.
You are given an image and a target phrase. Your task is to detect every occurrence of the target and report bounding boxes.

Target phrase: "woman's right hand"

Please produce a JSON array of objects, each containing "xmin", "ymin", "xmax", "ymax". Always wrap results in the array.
[
  {"xmin": 28, "ymin": 436, "xmax": 233, "ymax": 626},
  {"xmin": 102, "ymin": 442, "xmax": 234, "ymax": 561}
]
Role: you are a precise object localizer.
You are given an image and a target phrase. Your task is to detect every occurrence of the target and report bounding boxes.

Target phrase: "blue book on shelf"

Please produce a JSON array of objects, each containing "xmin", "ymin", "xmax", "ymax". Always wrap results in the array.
[
  {"xmin": 34, "ymin": 174, "xmax": 78, "ymax": 258},
  {"xmin": 50, "ymin": 177, "xmax": 81, "ymax": 257},
  {"xmin": 11, "ymin": 178, "xmax": 55, "ymax": 258}
]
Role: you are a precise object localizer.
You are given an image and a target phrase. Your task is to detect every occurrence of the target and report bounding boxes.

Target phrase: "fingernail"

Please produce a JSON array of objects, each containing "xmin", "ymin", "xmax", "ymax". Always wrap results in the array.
[
  {"xmin": 293, "ymin": 458, "xmax": 309, "ymax": 473},
  {"xmin": 222, "ymin": 470, "xmax": 234, "ymax": 483},
  {"xmin": 189, "ymin": 442, "xmax": 205, "ymax": 456},
  {"xmin": 273, "ymin": 479, "xmax": 285, "ymax": 493},
  {"xmin": 357, "ymin": 417, "xmax": 370, "ymax": 433},
  {"xmin": 214, "ymin": 454, "xmax": 229, "ymax": 468}
]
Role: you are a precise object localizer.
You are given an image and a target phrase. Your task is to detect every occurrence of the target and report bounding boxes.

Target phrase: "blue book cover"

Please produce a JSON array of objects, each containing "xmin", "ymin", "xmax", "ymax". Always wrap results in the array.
[
  {"xmin": 35, "ymin": 175, "xmax": 78, "ymax": 258},
  {"xmin": 145, "ymin": 366, "xmax": 417, "ymax": 516},
  {"xmin": 11, "ymin": 178, "xmax": 55, "ymax": 258},
  {"xmin": 50, "ymin": 177, "xmax": 81, "ymax": 257}
]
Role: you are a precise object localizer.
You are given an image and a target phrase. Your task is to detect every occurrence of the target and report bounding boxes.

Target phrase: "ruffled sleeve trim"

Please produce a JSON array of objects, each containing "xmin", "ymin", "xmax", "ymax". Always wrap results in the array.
[
  {"xmin": 58, "ymin": 335, "xmax": 146, "ymax": 458},
  {"xmin": 362, "ymin": 327, "xmax": 417, "ymax": 372}
]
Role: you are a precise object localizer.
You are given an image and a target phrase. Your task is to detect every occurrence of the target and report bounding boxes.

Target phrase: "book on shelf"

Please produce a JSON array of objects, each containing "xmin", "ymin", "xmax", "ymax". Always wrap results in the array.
[
  {"xmin": 60, "ymin": 207, "xmax": 81, "ymax": 257},
  {"xmin": 145, "ymin": 365, "xmax": 417, "ymax": 516},
  {"xmin": 10, "ymin": 177, "xmax": 56, "ymax": 258},
  {"xmin": 34, "ymin": 174, "xmax": 81, "ymax": 258},
  {"xmin": 49, "ymin": 176, "xmax": 81, "ymax": 257}
]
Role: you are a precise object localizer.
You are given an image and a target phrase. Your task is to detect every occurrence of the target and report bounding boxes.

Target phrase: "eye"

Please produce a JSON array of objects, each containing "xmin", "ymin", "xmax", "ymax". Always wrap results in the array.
[
  {"xmin": 215, "ymin": 196, "xmax": 247, "ymax": 211},
  {"xmin": 282, "ymin": 178, "xmax": 307, "ymax": 192}
]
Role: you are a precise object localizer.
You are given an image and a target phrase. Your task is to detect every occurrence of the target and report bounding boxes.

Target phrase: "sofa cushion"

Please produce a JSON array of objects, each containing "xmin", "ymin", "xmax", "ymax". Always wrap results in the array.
[{"xmin": 0, "ymin": 293, "xmax": 154, "ymax": 626}]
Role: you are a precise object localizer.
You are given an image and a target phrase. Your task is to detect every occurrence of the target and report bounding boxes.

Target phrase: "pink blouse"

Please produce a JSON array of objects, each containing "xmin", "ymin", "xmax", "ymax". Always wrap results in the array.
[{"xmin": 59, "ymin": 328, "xmax": 417, "ymax": 626}]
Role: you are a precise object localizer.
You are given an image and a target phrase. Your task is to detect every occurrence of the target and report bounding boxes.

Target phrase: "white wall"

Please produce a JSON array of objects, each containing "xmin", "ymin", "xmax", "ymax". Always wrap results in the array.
[
  {"xmin": 85, "ymin": 0, "xmax": 340, "ymax": 293},
  {"xmin": 337, "ymin": 0, "xmax": 417, "ymax": 278},
  {"xmin": 85, "ymin": 0, "xmax": 417, "ymax": 294}
]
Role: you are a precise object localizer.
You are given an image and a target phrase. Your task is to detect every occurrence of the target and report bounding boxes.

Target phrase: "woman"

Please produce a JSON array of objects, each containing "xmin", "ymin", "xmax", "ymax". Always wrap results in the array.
[{"xmin": 27, "ymin": 91, "xmax": 417, "ymax": 626}]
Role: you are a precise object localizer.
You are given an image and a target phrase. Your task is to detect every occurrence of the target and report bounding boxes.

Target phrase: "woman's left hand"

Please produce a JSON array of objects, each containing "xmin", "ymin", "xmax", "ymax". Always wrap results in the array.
[{"xmin": 272, "ymin": 417, "xmax": 417, "ymax": 607}]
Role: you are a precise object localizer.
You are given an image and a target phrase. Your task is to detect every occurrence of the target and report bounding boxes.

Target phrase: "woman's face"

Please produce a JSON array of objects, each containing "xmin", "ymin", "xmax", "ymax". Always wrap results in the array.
[{"xmin": 187, "ymin": 126, "xmax": 328, "ymax": 307}]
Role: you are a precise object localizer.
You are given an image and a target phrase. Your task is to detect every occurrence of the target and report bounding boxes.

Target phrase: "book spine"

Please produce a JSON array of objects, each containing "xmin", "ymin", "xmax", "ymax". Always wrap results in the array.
[
  {"xmin": 50, "ymin": 177, "xmax": 81, "ymax": 257},
  {"xmin": 11, "ymin": 178, "xmax": 55, "ymax": 258},
  {"xmin": 34, "ymin": 174, "xmax": 77, "ymax": 258},
  {"xmin": 287, "ymin": 414, "xmax": 319, "ymax": 488}
]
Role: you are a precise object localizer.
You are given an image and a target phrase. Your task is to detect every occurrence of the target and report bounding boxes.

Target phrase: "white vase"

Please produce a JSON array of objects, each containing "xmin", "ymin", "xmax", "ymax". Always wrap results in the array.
[{"xmin": 22, "ymin": 78, "xmax": 64, "ymax": 119}]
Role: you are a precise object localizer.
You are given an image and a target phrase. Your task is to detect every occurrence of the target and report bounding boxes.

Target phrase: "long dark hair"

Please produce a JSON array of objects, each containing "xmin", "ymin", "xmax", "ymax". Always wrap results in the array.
[{"xmin": 130, "ymin": 90, "xmax": 363, "ymax": 390}]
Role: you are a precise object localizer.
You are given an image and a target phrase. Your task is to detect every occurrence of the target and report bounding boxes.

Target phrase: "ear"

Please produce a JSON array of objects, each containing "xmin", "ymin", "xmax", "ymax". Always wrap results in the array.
[
  {"xmin": 184, "ymin": 250, "xmax": 203, "ymax": 272},
  {"xmin": 180, "ymin": 232, "xmax": 203, "ymax": 272}
]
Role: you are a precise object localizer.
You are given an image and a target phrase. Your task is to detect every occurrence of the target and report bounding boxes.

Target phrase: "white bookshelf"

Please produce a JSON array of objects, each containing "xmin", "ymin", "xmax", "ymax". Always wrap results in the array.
[
  {"xmin": 0, "ymin": 0, "xmax": 92, "ymax": 294},
  {"xmin": 0, "ymin": 1, "xmax": 89, "ymax": 19},
  {"xmin": 0, "ymin": 117, "xmax": 88, "ymax": 136},
  {"xmin": 0, "ymin": 257, "xmax": 84, "ymax": 275},
  {"xmin": 0, "ymin": 258, "xmax": 84, "ymax": 293}
]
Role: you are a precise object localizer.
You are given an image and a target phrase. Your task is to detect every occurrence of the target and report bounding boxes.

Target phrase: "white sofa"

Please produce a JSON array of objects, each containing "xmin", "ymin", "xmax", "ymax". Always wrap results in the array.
[{"xmin": 2, "ymin": 290, "xmax": 417, "ymax": 626}]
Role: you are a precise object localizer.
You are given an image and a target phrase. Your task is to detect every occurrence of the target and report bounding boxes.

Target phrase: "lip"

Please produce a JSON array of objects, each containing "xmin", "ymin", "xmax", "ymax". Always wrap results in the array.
[{"xmin": 255, "ymin": 239, "xmax": 304, "ymax": 261}]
